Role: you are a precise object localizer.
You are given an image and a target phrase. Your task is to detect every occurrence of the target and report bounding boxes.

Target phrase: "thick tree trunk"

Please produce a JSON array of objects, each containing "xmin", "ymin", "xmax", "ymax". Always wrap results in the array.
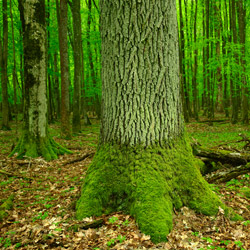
[
  {"xmin": 76, "ymin": 0, "xmax": 238, "ymax": 243},
  {"xmin": 58, "ymin": 0, "xmax": 71, "ymax": 139},
  {"xmin": 1, "ymin": 0, "xmax": 10, "ymax": 130},
  {"xmin": 71, "ymin": 0, "xmax": 82, "ymax": 133},
  {"xmin": 10, "ymin": 0, "xmax": 71, "ymax": 160}
]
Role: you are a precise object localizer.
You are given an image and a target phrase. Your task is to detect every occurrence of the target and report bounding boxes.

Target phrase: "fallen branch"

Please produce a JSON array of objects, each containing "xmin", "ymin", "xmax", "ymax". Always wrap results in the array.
[
  {"xmin": 194, "ymin": 147, "xmax": 250, "ymax": 166},
  {"xmin": 205, "ymin": 164, "xmax": 250, "ymax": 184},
  {"xmin": 63, "ymin": 152, "xmax": 95, "ymax": 166}
]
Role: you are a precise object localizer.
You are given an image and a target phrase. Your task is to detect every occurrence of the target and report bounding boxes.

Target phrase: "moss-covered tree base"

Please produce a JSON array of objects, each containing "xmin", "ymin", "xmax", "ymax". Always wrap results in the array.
[
  {"xmin": 9, "ymin": 132, "xmax": 72, "ymax": 161},
  {"xmin": 76, "ymin": 137, "xmax": 241, "ymax": 243}
]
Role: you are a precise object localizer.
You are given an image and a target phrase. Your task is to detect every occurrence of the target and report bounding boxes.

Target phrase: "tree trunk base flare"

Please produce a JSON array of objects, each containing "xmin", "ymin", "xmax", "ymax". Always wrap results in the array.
[
  {"xmin": 9, "ymin": 133, "xmax": 72, "ymax": 161},
  {"xmin": 76, "ymin": 138, "xmax": 242, "ymax": 243}
]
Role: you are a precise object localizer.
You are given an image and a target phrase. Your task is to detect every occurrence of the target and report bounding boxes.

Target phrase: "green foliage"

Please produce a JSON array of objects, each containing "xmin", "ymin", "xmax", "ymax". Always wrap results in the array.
[
  {"xmin": 32, "ymin": 211, "xmax": 49, "ymax": 222},
  {"xmin": 108, "ymin": 216, "xmax": 118, "ymax": 224}
]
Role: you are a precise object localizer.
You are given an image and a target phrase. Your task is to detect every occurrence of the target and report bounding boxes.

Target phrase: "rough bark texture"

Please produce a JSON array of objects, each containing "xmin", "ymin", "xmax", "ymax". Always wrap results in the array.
[
  {"xmin": 71, "ymin": 0, "xmax": 82, "ymax": 133},
  {"xmin": 76, "ymin": 0, "xmax": 241, "ymax": 243},
  {"xmin": 1, "ymin": 0, "xmax": 10, "ymax": 130},
  {"xmin": 100, "ymin": 0, "xmax": 183, "ymax": 146},
  {"xmin": 10, "ymin": 0, "xmax": 71, "ymax": 160},
  {"xmin": 59, "ymin": 0, "xmax": 71, "ymax": 139}
]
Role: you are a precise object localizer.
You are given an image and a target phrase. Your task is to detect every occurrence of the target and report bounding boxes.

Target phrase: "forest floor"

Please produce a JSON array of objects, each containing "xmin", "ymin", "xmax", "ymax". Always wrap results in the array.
[{"xmin": 1, "ymin": 115, "xmax": 250, "ymax": 250}]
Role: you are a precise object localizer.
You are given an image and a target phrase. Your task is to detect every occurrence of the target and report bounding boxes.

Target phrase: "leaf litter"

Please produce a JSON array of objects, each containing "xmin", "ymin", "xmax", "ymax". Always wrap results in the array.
[{"xmin": 0, "ymin": 121, "xmax": 250, "ymax": 249}]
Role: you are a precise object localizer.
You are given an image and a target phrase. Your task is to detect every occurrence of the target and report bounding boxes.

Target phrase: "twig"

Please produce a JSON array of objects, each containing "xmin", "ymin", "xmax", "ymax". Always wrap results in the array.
[{"xmin": 63, "ymin": 152, "xmax": 95, "ymax": 166}]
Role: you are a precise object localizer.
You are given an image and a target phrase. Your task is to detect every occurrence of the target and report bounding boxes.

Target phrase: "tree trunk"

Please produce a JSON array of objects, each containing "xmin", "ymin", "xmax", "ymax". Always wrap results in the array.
[
  {"xmin": 71, "ymin": 0, "xmax": 82, "ymax": 133},
  {"xmin": 10, "ymin": 0, "xmax": 71, "ymax": 160},
  {"xmin": 215, "ymin": 1, "xmax": 223, "ymax": 113},
  {"xmin": 230, "ymin": 0, "xmax": 239, "ymax": 124},
  {"xmin": 178, "ymin": 0, "xmax": 189, "ymax": 122},
  {"xmin": 76, "ymin": 0, "xmax": 238, "ymax": 243},
  {"xmin": 10, "ymin": 0, "xmax": 17, "ymax": 117},
  {"xmin": 53, "ymin": 52, "xmax": 61, "ymax": 120},
  {"xmin": 58, "ymin": 0, "xmax": 71, "ymax": 139},
  {"xmin": 222, "ymin": 0, "xmax": 229, "ymax": 118},
  {"xmin": 238, "ymin": 0, "xmax": 248, "ymax": 124},
  {"xmin": 192, "ymin": 0, "xmax": 198, "ymax": 121},
  {"xmin": 1, "ymin": 0, "xmax": 10, "ymax": 130},
  {"xmin": 87, "ymin": 0, "xmax": 101, "ymax": 119}
]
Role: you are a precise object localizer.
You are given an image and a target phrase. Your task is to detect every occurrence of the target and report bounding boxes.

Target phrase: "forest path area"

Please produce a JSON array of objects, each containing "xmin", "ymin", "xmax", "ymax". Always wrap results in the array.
[{"xmin": 0, "ymin": 117, "xmax": 250, "ymax": 250}]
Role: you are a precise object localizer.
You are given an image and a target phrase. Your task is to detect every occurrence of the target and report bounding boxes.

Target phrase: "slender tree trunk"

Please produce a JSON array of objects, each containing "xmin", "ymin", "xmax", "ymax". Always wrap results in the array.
[
  {"xmin": 222, "ymin": 0, "xmax": 229, "ymax": 117},
  {"xmin": 11, "ymin": 0, "xmax": 71, "ymax": 160},
  {"xmin": 230, "ymin": 0, "xmax": 239, "ymax": 124},
  {"xmin": 10, "ymin": 0, "xmax": 17, "ymax": 116},
  {"xmin": 87, "ymin": 0, "xmax": 101, "ymax": 119},
  {"xmin": 238, "ymin": 0, "xmax": 248, "ymax": 124},
  {"xmin": 53, "ymin": 52, "xmax": 61, "ymax": 120},
  {"xmin": 1, "ymin": 0, "xmax": 10, "ymax": 130},
  {"xmin": 192, "ymin": 0, "xmax": 198, "ymax": 121},
  {"xmin": 202, "ymin": 1, "xmax": 206, "ymax": 112},
  {"xmin": 179, "ymin": 0, "xmax": 189, "ymax": 122},
  {"xmin": 184, "ymin": 0, "xmax": 192, "ymax": 117},
  {"xmin": 58, "ymin": 0, "xmax": 71, "ymax": 138},
  {"xmin": 76, "ymin": 0, "xmax": 237, "ymax": 243},
  {"xmin": 71, "ymin": 0, "xmax": 82, "ymax": 133},
  {"xmin": 215, "ymin": 1, "xmax": 223, "ymax": 113}
]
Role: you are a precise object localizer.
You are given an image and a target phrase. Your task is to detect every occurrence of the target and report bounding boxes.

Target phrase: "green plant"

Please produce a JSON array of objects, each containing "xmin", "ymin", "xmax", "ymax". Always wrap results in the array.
[
  {"xmin": 117, "ymin": 235, "xmax": 126, "ymax": 243},
  {"xmin": 220, "ymin": 240, "xmax": 231, "ymax": 246},
  {"xmin": 192, "ymin": 231, "xmax": 199, "ymax": 236},
  {"xmin": 202, "ymin": 237, "xmax": 214, "ymax": 244},
  {"xmin": 122, "ymin": 219, "xmax": 129, "ymax": 226},
  {"xmin": 234, "ymin": 240, "xmax": 245, "ymax": 250},
  {"xmin": 2, "ymin": 238, "xmax": 11, "ymax": 248},
  {"xmin": 32, "ymin": 211, "xmax": 49, "ymax": 222},
  {"xmin": 107, "ymin": 238, "xmax": 115, "ymax": 247},
  {"xmin": 243, "ymin": 220, "xmax": 250, "ymax": 226},
  {"xmin": 109, "ymin": 216, "xmax": 118, "ymax": 224},
  {"xmin": 15, "ymin": 242, "xmax": 22, "ymax": 249}
]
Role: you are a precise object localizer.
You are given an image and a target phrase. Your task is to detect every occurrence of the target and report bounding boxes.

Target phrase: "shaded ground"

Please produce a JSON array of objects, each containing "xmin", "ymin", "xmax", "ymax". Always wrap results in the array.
[{"xmin": 0, "ymin": 117, "xmax": 250, "ymax": 249}]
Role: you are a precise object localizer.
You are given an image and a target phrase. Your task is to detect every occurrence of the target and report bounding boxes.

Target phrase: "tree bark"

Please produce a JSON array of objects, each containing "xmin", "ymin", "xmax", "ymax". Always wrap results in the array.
[
  {"xmin": 10, "ymin": 0, "xmax": 17, "ymax": 116},
  {"xmin": 238, "ymin": 0, "xmax": 248, "ymax": 124},
  {"xmin": 87, "ymin": 0, "xmax": 101, "ymax": 119},
  {"xmin": 1, "ymin": 0, "xmax": 10, "ymax": 130},
  {"xmin": 192, "ymin": 0, "xmax": 198, "ymax": 121},
  {"xmin": 230, "ymin": 0, "xmax": 239, "ymax": 124},
  {"xmin": 10, "ymin": 0, "xmax": 71, "ymax": 160},
  {"xmin": 178, "ymin": 0, "xmax": 189, "ymax": 122},
  {"xmin": 76, "ymin": 0, "xmax": 237, "ymax": 243},
  {"xmin": 58, "ymin": 0, "xmax": 71, "ymax": 139},
  {"xmin": 71, "ymin": 0, "xmax": 82, "ymax": 133}
]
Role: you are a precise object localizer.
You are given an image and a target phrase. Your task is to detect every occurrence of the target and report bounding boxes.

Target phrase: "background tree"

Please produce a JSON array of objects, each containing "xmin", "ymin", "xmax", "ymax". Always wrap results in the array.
[
  {"xmin": 76, "ymin": 0, "xmax": 237, "ymax": 243},
  {"xmin": 10, "ymin": 0, "xmax": 71, "ymax": 160},
  {"xmin": 58, "ymin": 0, "xmax": 71, "ymax": 139},
  {"xmin": 1, "ymin": 0, "xmax": 10, "ymax": 130},
  {"xmin": 70, "ymin": 0, "xmax": 82, "ymax": 133}
]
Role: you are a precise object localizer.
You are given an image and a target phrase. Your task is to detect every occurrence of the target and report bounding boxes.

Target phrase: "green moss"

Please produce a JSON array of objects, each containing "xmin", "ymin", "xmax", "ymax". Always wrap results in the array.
[
  {"xmin": 0, "ymin": 194, "xmax": 14, "ymax": 222},
  {"xmin": 9, "ymin": 132, "xmax": 72, "ymax": 161},
  {"xmin": 76, "ymin": 137, "xmax": 240, "ymax": 243}
]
